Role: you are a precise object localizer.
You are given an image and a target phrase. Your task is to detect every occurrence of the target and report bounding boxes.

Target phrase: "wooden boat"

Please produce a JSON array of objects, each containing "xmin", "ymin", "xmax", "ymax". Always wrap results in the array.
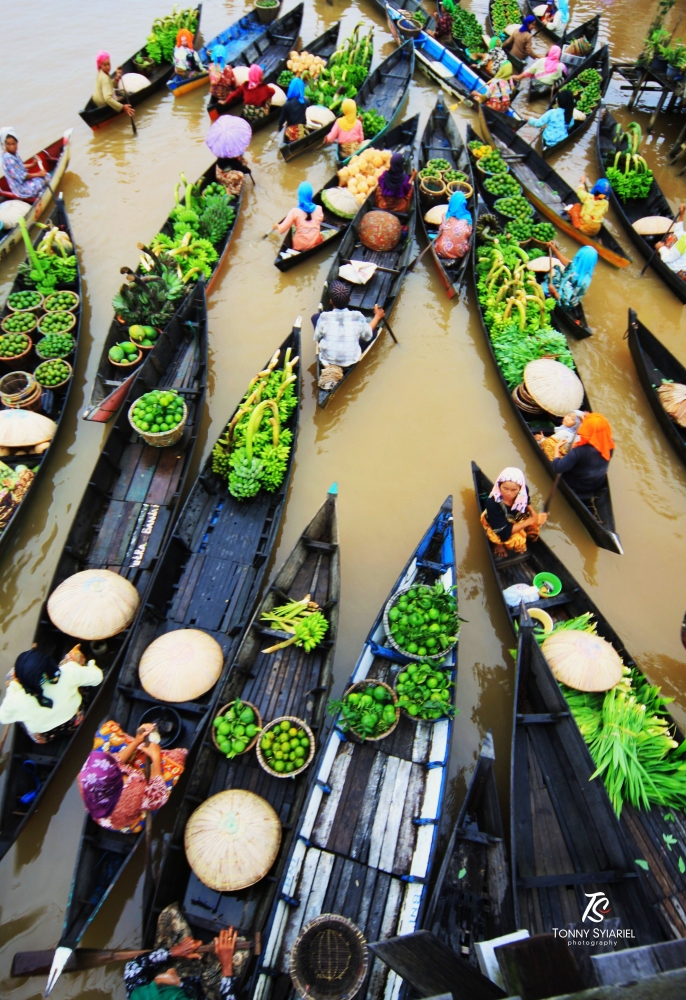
[
  {"xmin": 423, "ymin": 731, "xmax": 516, "ymax": 964},
  {"xmin": 316, "ymin": 123, "xmax": 419, "ymax": 409},
  {"xmin": 45, "ymin": 322, "xmax": 302, "ymax": 993},
  {"xmin": 253, "ymin": 496, "xmax": 457, "ymax": 1000},
  {"xmin": 207, "ymin": 4, "xmax": 304, "ymax": 122},
  {"xmin": 337, "ymin": 41, "xmax": 415, "ymax": 167},
  {"xmin": 145, "ymin": 487, "xmax": 340, "ymax": 980},
  {"xmin": 79, "ymin": 6, "xmax": 202, "ymax": 128},
  {"xmin": 381, "ymin": 0, "xmax": 437, "ymax": 41},
  {"xmin": 541, "ymin": 45, "xmax": 611, "ymax": 158},
  {"xmin": 471, "ymin": 200, "xmax": 622, "ymax": 553},
  {"xmin": 83, "ymin": 161, "xmax": 244, "ymax": 421},
  {"xmin": 526, "ymin": 3, "xmax": 600, "ymax": 48},
  {"xmin": 417, "ymin": 95, "xmax": 475, "ymax": 300},
  {"xmin": 0, "ymin": 197, "xmax": 82, "ymax": 563},
  {"xmin": 275, "ymin": 115, "xmax": 420, "ymax": 272},
  {"xmin": 167, "ymin": 3, "xmax": 283, "ymax": 97},
  {"xmin": 627, "ymin": 310, "xmax": 686, "ymax": 470},
  {"xmin": 0, "ymin": 282, "xmax": 208, "ymax": 865},
  {"xmin": 480, "ymin": 105, "xmax": 632, "ymax": 269},
  {"xmin": 473, "ymin": 461, "xmax": 685, "ymax": 942},
  {"xmin": 0, "ymin": 131, "xmax": 72, "ymax": 264},
  {"xmin": 597, "ymin": 107, "xmax": 686, "ymax": 303}
]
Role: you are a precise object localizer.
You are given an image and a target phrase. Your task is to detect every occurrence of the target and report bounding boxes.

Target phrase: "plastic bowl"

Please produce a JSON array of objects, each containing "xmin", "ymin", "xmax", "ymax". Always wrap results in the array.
[{"xmin": 533, "ymin": 571, "xmax": 562, "ymax": 597}]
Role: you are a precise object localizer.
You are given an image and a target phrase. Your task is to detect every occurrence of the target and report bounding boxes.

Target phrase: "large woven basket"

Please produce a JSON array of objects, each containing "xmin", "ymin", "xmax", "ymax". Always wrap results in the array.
[
  {"xmin": 128, "ymin": 398, "xmax": 188, "ymax": 448},
  {"xmin": 341, "ymin": 680, "xmax": 399, "ymax": 742},
  {"xmin": 211, "ymin": 700, "xmax": 263, "ymax": 757},
  {"xmin": 290, "ymin": 914, "xmax": 369, "ymax": 1000},
  {"xmin": 0, "ymin": 335, "xmax": 33, "ymax": 372},
  {"xmin": 37, "ymin": 311, "xmax": 77, "ymax": 337},
  {"xmin": 256, "ymin": 715, "xmax": 315, "ymax": 779},
  {"xmin": 0, "ymin": 371, "xmax": 42, "ymax": 411},
  {"xmin": 383, "ymin": 584, "xmax": 457, "ymax": 663},
  {"xmin": 446, "ymin": 179, "xmax": 474, "ymax": 200}
]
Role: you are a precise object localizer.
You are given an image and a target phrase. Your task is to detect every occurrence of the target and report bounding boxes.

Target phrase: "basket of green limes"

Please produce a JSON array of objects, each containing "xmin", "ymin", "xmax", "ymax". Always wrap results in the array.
[
  {"xmin": 128, "ymin": 389, "xmax": 188, "ymax": 447},
  {"xmin": 0, "ymin": 332, "xmax": 32, "ymax": 368},
  {"xmin": 256, "ymin": 716, "xmax": 315, "ymax": 777},
  {"xmin": 212, "ymin": 699, "xmax": 263, "ymax": 758},
  {"xmin": 35, "ymin": 331, "xmax": 76, "ymax": 360},
  {"xmin": 37, "ymin": 310, "xmax": 77, "ymax": 337},
  {"xmin": 35, "ymin": 358, "xmax": 73, "ymax": 391},
  {"xmin": 43, "ymin": 291, "xmax": 80, "ymax": 313},
  {"xmin": 7, "ymin": 290, "xmax": 43, "ymax": 312},
  {"xmin": 1, "ymin": 310, "xmax": 38, "ymax": 337}
]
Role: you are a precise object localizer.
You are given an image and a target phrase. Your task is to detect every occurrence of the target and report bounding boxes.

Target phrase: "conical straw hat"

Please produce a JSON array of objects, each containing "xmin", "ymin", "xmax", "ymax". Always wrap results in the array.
[
  {"xmin": 139, "ymin": 629, "xmax": 224, "ymax": 702},
  {"xmin": 0, "ymin": 408, "xmax": 56, "ymax": 447},
  {"xmin": 542, "ymin": 629, "xmax": 623, "ymax": 692},
  {"xmin": 47, "ymin": 569, "xmax": 139, "ymax": 640},
  {"xmin": 185, "ymin": 789, "xmax": 281, "ymax": 892},
  {"xmin": 523, "ymin": 358, "xmax": 584, "ymax": 417}
]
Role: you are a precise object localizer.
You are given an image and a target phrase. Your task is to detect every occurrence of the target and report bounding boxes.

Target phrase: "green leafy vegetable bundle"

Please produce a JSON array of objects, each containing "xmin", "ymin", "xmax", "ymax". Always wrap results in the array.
[
  {"xmin": 304, "ymin": 24, "xmax": 373, "ymax": 112},
  {"xmin": 386, "ymin": 581, "xmax": 460, "ymax": 658},
  {"xmin": 212, "ymin": 347, "xmax": 298, "ymax": 500},
  {"xmin": 360, "ymin": 109, "xmax": 386, "ymax": 140},
  {"xmin": 112, "ymin": 259, "xmax": 186, "ymax": 328},
  {"xmin": 605, "ymin": 121, "xmax": 654, "ymax": 202},
  {"xmin": 145, "ymin": 6, "xmax": 199, "ymax": 65},
  {"xmin": 167, "ymin": 173, "xmax": 236, "ymax": 245},
  {"xmin": 260, "ymin": 596, "xmax": 329, "ymax": 653},
  {"xmin": 395, "ymin": 661, "xmax": 455, "ymax": 720},
  {"xmin": 17, "ymin": 219, "xmax": 77, "ymax": 296},
  {"xmin": 328, "ymin": 681, "xmax": 398, "ymax": 739}
]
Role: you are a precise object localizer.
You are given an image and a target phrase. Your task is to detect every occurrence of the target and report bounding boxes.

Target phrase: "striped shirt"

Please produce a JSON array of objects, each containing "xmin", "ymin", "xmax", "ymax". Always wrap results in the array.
[{"xmin": 314, "ymin": 308, "xmax": 373, "ymax": 367}]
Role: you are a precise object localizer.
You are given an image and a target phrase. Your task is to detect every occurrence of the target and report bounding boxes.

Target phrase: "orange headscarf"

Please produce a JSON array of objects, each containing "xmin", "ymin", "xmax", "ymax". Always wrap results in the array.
[
  {"xmin": 574, "ymin": 413, "xmax": 615, "ymax": 462},
  {"xmin": 176, "ymin": 28, "xmax": 194, "ymax": 47}
]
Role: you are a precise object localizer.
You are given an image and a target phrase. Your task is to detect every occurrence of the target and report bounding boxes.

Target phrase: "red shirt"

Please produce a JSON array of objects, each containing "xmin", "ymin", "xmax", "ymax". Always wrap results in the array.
[{"xmin": 241, "ymin": 82, "xmax": 275, "ymax": 107}]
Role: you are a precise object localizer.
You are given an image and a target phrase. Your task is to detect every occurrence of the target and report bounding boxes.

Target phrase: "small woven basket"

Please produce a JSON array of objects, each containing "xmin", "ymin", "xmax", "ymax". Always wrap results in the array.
[
  {"xmin": 383, "ymin": 584, "xmax": 457, "ymax": 663},
  {"xmin": 37, "ymin": 311, "xmax": 77, "ymax": 337},
  {"xmin": 290, "ymin": 914, "xmax": 369, "ymax": 1000},
  {"xmin": 1, "ymin": 312, "xmax": 37, "ymax": 336},
  {"xmin": 256, "ymin": 716, "xmax": 315, "ymax": 779},
  {"xmin": 211, "ymin": 700, "xmax": 263, "ymax": 757},
  {"xmin": 110, "ymin": 347, "xmax": 143, "ymax": 370},
  {"xmin": 7, "ymin": 293, "xmax": 43, "ymax": 313},
  {"xmin": 0, "ymin": 371, "xmax": 42, "ymax": 411},
  {"xmin": 128, "ymin": 398, "xmax": 188, "ymax": 448},
  {"xmin": 0, "ymin": 335, "xmax": 33, "ymax": 371},
  {"xmin": 419, "ymin": 175, "xmax": 447, "ymax": 201},
  {"xmin": 43, "ymin": 291, "xmax": 80, "ymax": 313},
  {"xmin": 35, "ymin": 359, "xmax": 73, "ymax": 392},
  {"xmin": 341, "ymin": 680, "xmax": 399, "ymax": 742},
  {"xmin": 446, "ymin": 179, "xmax": 474, "ymax": 200}
]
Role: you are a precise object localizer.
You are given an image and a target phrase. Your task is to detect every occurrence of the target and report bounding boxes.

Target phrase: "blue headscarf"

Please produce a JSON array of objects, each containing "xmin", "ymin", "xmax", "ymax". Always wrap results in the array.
[
  {"xmin": 287, "ymin": 77, "xmax": 306, "ymax": 104},
  {"xmin": 557, "ymin": 0, "xmax": 570, "ymax": 24},
  {"xmin": 212, "ymin": 44, "xmax": 227, "ymax": 70},
  {"xmin": 445, "ymin": 191, "xmax": 472, "ymax": 224},
  {"xmin": 591, "ymin": 178, "xmax": 610, "ymax": 196},
  {"xmin": 298, "ymin": 182, "xmax": 316, "ymax": 214},
  {"xmin": 520, "ymin": 15, "xmax": 536, "ymax": 31},
  {"xmin": 570, "ymin": 246, "xmax": 598, "ymax": 286}
]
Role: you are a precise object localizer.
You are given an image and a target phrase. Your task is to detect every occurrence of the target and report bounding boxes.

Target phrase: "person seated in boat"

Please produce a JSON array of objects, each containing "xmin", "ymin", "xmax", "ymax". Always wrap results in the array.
[
  {"xmin": 527, "ymin": 90, "xmax": 577, "ymax": 146},
  {"xmin": 313, "ymin": 280, "xmax": 385, "ymax": 368},
  {"xmin": 476, "ymin": 37, "xmax": 509, "ymax": 77},
  {"xmin": 541, "ymin": 0, "xmax": 570, "ymax": 33},
  {"xmin": 209, "ymin": 45, "xmax": 240, "ymax": 107},
  {"xmin": 125, "ymin": 907, "xmax": 240, "ymax": 1000},
  {"xmin": 374, "ymin": 153, "xmax": 415, "ymax": 213},
  {"xmin": 240, "ymin": 64, "xmax": 276, "ymax": 125},
  {"xmin": 215, "ymin": 154, "xmax": 251, "ymax": 196},
  {"xmin": 513, "ymin": 44, "xmax": 568, "ymax": 86},
  {"xmin": 434, "ymin": 191, "xmax": 472, "ymax": 260},
  {"xmin": 551, "ymin": 412, "xmax": 614, "ymax": 500},
  {"xmin": 535, "ymin": 409, "xmax": 585, "ymax": 460},
  {"xmin": 542, "ymin": 243, "xmax": 598, "ymax": 309},
  {"xmin": 273, "ymin": 182, "xmax": 324, "ymax": 251},
  {"xmin": 473, "ymin": 72, "xmax": 515, "ymax": 112},
  {"xmin": 78, "ymin": 720, "xmax": 186, "ymax": 834},
  {"xmin": 173, "ymin": 28, "xmax": 202, "ymax": 78},
  {"xmin": 503, "ymin": 16, "xmax": 536, "ymax": 64},
  {"xmin": 324, "ymin": 100, "xmax": 365, "ymax": 159},
  {"xmin": 480, "ymin": 467, "xmax": 548, "ymax": 558},
  {"xmin": 656, "ymin": 203, "xmax": 686, "ymax": 278},
  {"xmin": 0, "ymin": 128, "xmax": 49, "ymax": 200},
  {"xmin": 92, "ymin": 52, "xmax": 136, "ymax": 118},
  {"xmin": 567, "ymin": 174, "xmax": 609, "ymax": 237},
  {"xmin": 278, "ymin": 78, "xmax": 311, "ymax": 143},
  {"xmin": 0, "ymin": 645, "xmax": 102, "ymax": 744}
]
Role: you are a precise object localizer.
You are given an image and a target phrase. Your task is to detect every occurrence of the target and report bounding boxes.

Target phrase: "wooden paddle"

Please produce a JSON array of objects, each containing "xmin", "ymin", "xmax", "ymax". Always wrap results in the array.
[
  {"xmin": 543, "ymin": 473, "xmax": 562, "ymax": 513},
  {"xmin": 640, "ymin": 210, "xmax": 679, "ymax": 276},
  {"xmin": 406, "ymin": 243, "xmax": 433, "ymax": 273},
  {"xmin": 120, "ymin": 77, "xmax": 138, "ymax": 135},
  {"xmin": 141, "ymin": 727, "xmax": 156, "ymax": 926},
  {"xmin": 374, "ymin": 303, "xmax": 398, "ymax": 344}
]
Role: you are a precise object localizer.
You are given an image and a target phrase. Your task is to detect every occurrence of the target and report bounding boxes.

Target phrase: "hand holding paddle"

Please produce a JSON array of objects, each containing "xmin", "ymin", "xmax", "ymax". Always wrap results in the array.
[{"xmin": 117, "ymin": 68, "xmax": 137, "ymax": 134}]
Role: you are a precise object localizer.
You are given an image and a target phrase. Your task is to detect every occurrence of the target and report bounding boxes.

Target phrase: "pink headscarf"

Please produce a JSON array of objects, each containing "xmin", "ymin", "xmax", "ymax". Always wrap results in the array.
[
  {"xmin": 247, "ymin": 64, "xmax": 264, "ymax": 89},
  {"xmin": 489, "ymin": 467, "xmax": 529, "ymax": 514},
  {"xmin": 536, "ymin": 45, "xmax": 567, "ymax": 78},
  {"xmin": 96, "ymin": 50, "xmax": 110, "ymax": 71}
]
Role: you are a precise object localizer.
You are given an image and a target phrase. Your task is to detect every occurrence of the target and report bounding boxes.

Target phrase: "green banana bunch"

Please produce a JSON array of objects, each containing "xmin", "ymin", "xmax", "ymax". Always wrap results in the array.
[{"xmin": 261, "ymin": 597, "xmax": 329, "ymax": 654}]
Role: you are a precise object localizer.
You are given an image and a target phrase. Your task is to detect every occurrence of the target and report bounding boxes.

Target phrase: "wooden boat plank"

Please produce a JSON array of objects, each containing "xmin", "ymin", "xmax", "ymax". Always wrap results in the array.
[
  {"xmin": 109, "ymin": 444, "xmax": 144, "ymax": 501},
  {"xmin": 349, "ymin": 751, "xmax": 388, "ymax": 862},
  {"xmin": 393, "ymin": 760, "xmax": 425, "ymax": 875},
  {"xmin": 368, "ymin": 754, "xmax": 402, "ymax": 869},
  {"xmin": 145, "ymin": 446, "xmax": 185, "ymax": 505},
  {"xmin": 124, "ymin": 446, "xmax": 161, "ymax": 503},
  {"xmin": 367, "ymin": 879, "xmax": 405, "ymax": 999},
  {"xmin": 320, "ymin": 741, "xmax": 376, "ymax": 854}
]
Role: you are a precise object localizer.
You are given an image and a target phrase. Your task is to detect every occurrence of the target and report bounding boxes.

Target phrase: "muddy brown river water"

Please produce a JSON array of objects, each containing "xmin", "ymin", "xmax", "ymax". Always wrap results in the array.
[{"xmin": 0, "ymin": 0, "xmax": 685, "ymax": 996}]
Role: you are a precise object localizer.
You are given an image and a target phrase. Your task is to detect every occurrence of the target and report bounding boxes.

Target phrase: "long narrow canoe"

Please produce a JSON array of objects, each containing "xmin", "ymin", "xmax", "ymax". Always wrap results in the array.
[
  {"xmin": 417, "ymin": 94, "xmax": 475, "ymax": 299},
  {"xmin": 0, "ymin": 282, "xmax": 208, "ymax": 864},
  {"xmin": 316, "ymin": 116, "xmax": 419, "ymax": 409},
  {"xmin": 541, "ymin": 45, "xmax": 611, "ymax": 158},
  {"xmin": 253, "ymin": 496, "xmax": 457, "ymax": 1000},
  {"xmin": 471, "ymin": 199, "xmax": 622, "ymax": 553},
  {"xmin": 45, "ymin": 323, "xmax": 302, "ymax": 992},
  {"xmin": 627, "ymin": 309, "xmax": 686, "ymax": 470},
  {"xmin": 423, "ymin": 731, "xmax": 516, "ymax": 963},
  {"xmin": 597, "ymin": 107, "xmax": 686, "ymax": 303},
  {"xmin": 480, "ymin": 105, "xmax": 631, "ymax": 268},
  {"xmin": 79, "ymin": 6, "xmax": 202, "ymax": 128},
  {"xmin": 0, "ymin": 197, "xmax": 82, "ymax": 563},
  {"xmin": 146, "ymin": 487, "xmax": 340, "ymax": 987},
  {"xmin": 167, "ymin": 3, "xmax": 283, "ymax": 97},
  {"xmin": 275, "ymin": 115, "xmax": 420, "ymax": 272},
  {"xmin": 207, "ymin": 4, "xmax": 304, "ymax": 121},
  {"xmin": 526, "ymin": 3, "xmax": 600, "ymax": 48},
  {"xmin": 0, "ymin": 131, "xmax": 72, "ymax": 264},
  {"xmin": 83, "ymin": 162, "xmax": 243, "ymax": 421},
  {"xmin": 473, "ymin": 461, "xmax": 683, "ymax": 942}
]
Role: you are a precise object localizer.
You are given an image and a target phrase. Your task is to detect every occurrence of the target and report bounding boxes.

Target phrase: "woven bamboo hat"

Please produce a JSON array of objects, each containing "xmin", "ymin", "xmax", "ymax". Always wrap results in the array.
[
  {"xmin": 523, "ymin": 358, "xmax": 584, "ymax": 417},
  {"xmin": 184, "ymin": 789, "xmax": 281, "ymax": 891},
  {"xmin": 632, "ymin": 215, "xmax": 673, "ymax": 236},
  {"xmin": 658, "ymin": 382, "xmax": 686, "ymax": 427},
  {"xmin": 0, "ymin": 408, "xmax": 56, "ymax": 447},
  {"xmin": 47, "ymin": 569, "xmax": 139, "ymax": 640},
  {"xmin": 290, "ymin": 914, "xmax": 369, "ymax": 1000},
  {"xmin": 139, "ymin": 628, "xmax": 224, "ymax": 702},
  {"xmin": 542, "ymin": 629, "xmax": 623, "ymax": 692}
]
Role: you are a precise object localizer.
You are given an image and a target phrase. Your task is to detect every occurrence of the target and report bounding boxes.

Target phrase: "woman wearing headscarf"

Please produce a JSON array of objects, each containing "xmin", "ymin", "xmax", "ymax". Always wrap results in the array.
[
  {"xmin": 91, "ymin": 52, "xmax": 135, "ymax": 118},
  {"xmin": 0, "ymin": 645, "xmax": 102, "ymax": 744},
  {"xmin": 434, "ymin": 191, "xmax": 473, "ymax": 260},
  {"xmin": 0, "ymin": 129, "xmax": 49, "ymax": 199},
  {"xmin": 514, "ymin": 44, "xmax": 568, "ymax": 86},
  {"xmin": 278, "ymin": 78, "xmax": 311, "ymax": 143},
  {"xmin": 374, "ymin": 153, "xmax": 415, "ymax": 213},
  {"xmin": 568, "ymin": 173, "xmax": 610, "ymax": 236},
  {"xmin": 480, "ymin": 467, "xmax": 548, "ymax": 558},
  {"xmin": 209, "ymin": 45, "xmax": 239, "ymax": 106},
  {"xmin": 503, "ymin": 15, "xmax": 536, "ymax": 64},
  {"xmin": 543, "ymin": 243, "xmax": 598, "ymax": 309},
  {"xmin": 477, "ymin": 69, "xmax": 516, "ymax": 112},
  {"xmin": 240, "ymin": 64, "xmax": 275, "ymax": 125},
  {"xmin": 273, "ymin": 182, "xmax": 324, "ymax": 251},
  {"xmin": 324, "ymin": 99, "xmax": 364, "ymax": 158},
  {"xmin": 78, "ymin": 720, "xmax": 186, "ymax": 834},
  {"xmin": 527, "ymin": 89, "xmax": 577, "ymax": 146},
  {"xmin": 173, "ymin": 28, "xmax": 201, "ymax": 77},
  {"xmin": 535, "ymin": 409, "xmax": 585, "ymax": 461},
  {"xmin": 477, "ymin": 37, "xmax": 508, "ymax": 77},
  {"xmin": 551, "ymin": 413, "xmax": 615, "ymax": 498},
  {"xmin": 543, "ymin": 0, "xmax": 570, "ymax": 34}
]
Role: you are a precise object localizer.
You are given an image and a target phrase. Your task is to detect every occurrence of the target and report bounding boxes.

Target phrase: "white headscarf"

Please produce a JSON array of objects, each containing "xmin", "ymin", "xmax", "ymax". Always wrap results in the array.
[
  {"xmin": 0, "ymin": 128, "xmax": 18, "ymax": 150},
  {"xmin": 490, "ymin": 467, "xmax": 529, "ymax": 514}
]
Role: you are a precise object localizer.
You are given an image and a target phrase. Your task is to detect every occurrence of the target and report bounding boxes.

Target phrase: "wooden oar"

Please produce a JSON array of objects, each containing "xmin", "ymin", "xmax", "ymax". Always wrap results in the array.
[
  {"xmin": 640, "ymin": 210, "xmax": 678, "ymax": 276},
  {"xmin": 120, "ymin": 80, "xmax": 138, "ymax": 135},
  {"xmin": 141, "ymin": 729, "xmax": 156, "ymax": 927},
  {"xmin": 406, "ymin": 243, "xmax": 433, "ymax": 273},
  {"xmin": 543, "ymin": 473, "xmax": 562, "ymax": 513},
  {"xmin": 374, "ymin": 303, "xmax": 398, "ymax": 345}
]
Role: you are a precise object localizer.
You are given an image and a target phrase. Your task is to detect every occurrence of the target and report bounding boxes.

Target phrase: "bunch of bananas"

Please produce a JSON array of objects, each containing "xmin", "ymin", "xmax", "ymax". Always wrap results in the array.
[{"xmin": 261, "ymin": 596, "xmax": 329, "ymax": 654}]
